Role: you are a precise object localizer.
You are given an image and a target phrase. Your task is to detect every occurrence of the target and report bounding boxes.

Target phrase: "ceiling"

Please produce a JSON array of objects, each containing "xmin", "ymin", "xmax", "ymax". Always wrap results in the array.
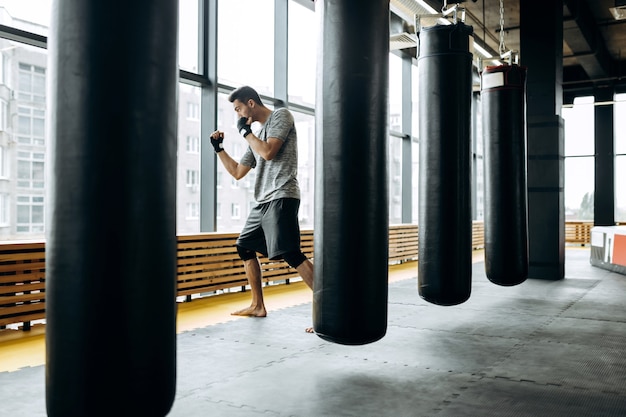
[{"xmin": 389, "ymin": 0, "xmax": 626, "ymax": 94}]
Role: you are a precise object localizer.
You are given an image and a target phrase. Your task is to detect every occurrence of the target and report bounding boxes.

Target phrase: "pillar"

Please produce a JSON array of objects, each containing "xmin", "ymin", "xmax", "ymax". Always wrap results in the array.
[
  {"xmin": 520, "ymin": 0, "xmax": 565, "ymax": 280},
  {"xmin": 594, "ymin": 84, "xmax": 615, "ymax": 226},
  {"xmin": 45, "ymin": 0, "xmax": 178, "ymax": 415}
]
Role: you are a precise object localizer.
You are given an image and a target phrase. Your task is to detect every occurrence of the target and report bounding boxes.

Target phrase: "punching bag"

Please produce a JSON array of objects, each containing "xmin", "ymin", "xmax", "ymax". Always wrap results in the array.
[
  {"xmin": 313, "ymin": 0, "xmax": 389, "ymax": 345},
  {"xmin": 481, "ymin": 64, "xmax": 529, "ymax": 286},
  {"xmin": 417, "ymin": 23, "xmax": 473, "ymax": 306},
  {"xmin": 45, "ymin": 1, "xmax": 178, "ymax": 415}
]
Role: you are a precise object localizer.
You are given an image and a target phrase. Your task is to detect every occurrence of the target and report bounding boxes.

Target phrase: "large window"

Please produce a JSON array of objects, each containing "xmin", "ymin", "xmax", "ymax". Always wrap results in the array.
[
  {"xmin": 293, "ymin": 110, "xmax": 315, "ymax": 229},
  {"xmin": 615, "ymin": 93, "xmax": 626, "ymax": 222},
  {"xmin": 388, "ymin": 54, "xmax": 403, "ymax": 224},
  {"xmin": 411, "ymin": 65, "xmax": 419, "ymax": 223},
  {"xmin": 178, "ymin": 0, "xmax": 199, "ymax": 73},
  {"xmin": 389, "ymin": 135, "xmax": 402, "ymax": 224},
  {"xmin": 288, "ymin": 1, "xmax": 316, "ymax": 107},
  {"xmin": 215, "ymin": 92, "xmax": 258, "ymax": 232},
  {"xmin": 177, "ymin": 83, "xmax": 202, "ymax": 234},
  {"xmin": 563, "ymin": 96, "xmax": 595, "ymax": 221},
  {"xmin": 218, "ymin": 0, "xmax": 274, "ymax": 95}
]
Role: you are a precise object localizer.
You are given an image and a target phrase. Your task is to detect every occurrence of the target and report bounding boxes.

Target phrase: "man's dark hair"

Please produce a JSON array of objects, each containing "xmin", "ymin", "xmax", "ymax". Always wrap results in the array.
[{"xmin": 228, "ymin": 85, "xmax": 264, "ymax": 106}]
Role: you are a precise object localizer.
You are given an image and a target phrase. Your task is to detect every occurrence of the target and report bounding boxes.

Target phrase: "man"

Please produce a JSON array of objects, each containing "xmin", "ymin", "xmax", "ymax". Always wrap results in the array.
[{"xmin": 210, "ymin": 85, "xmax": 314, "ymax": 323}]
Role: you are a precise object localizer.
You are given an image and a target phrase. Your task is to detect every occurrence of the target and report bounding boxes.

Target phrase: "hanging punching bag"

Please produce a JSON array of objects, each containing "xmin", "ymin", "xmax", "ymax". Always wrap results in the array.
[
  {"xmin": 313, "ymin": 0, "xmax": 389, "ymax": 345},
  {"xmin": 417, "ymin": 23, "xmax": 473, "ymax": 306},
  {"xmin": 481, "ymin": 64, "xmax": 529, "ymax": 286},
  {"xmin": 45, "ymin": 1, "xmax": 178, "ymax": 415}
]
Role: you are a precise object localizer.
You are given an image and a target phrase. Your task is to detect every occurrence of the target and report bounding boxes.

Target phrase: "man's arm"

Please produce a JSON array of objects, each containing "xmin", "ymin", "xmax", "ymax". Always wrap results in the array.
[
  {"xmin": 210, "ymin": 130, "xmax": 252, "ymax": 180},
  {"xmin": 237, "ymin": 117, "xmax": 284, "ymax": 161},
  {"xmin": 244, "ymin": 135, "xmax": 283, "ymax": 161},
  {"xmin": 216, "ymin": 150, "xmax": 251, "ymax": 180}
]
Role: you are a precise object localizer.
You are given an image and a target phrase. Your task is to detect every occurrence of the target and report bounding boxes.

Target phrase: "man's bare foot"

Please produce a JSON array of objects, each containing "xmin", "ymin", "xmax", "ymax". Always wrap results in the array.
[
  {"xmin": 305, "ymin": 327, "xmax": 314, "ymax": 333},
  {"xmin": 231, "ymin": 306, "xmax": 267, "ymax": 317}
]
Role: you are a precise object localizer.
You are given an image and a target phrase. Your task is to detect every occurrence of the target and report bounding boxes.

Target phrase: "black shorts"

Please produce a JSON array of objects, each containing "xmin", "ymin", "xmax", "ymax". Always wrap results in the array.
[{"xmin": 236, "ymin": 198, "xmax": 301, "ymax": 260}]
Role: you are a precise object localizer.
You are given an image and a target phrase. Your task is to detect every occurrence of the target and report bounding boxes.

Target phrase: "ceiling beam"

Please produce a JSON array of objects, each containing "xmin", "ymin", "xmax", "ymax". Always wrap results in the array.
[{"xmin": 563, "ymin": 0, "xmax": 612, "ymax": 81}]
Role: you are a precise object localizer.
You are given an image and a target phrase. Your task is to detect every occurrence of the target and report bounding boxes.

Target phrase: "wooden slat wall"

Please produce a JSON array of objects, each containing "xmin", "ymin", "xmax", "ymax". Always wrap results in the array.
[
  {"xmin": 389, "ymin": 224, "xmax": 419, "ymax": 263},
  {"xmin": 472, "ymin": 221, "xmax": 485, "ymax": 250},
  {"xmin": 0, "ymin": 222, "xmax": 600, "ymax": 330},
  {"xmin": 565, "ymin": 221, "xmax": 593, "ymax": 245},
  {"xmin": 0, "ymin": 241, "xmax": 46, "ymax": 329}
]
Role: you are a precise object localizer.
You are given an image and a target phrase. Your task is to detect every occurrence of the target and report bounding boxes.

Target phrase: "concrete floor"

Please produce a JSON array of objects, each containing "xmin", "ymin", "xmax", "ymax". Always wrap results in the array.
[{"xmin": 1, "ymin": 248, "xmax": 626, "ymax": 416}]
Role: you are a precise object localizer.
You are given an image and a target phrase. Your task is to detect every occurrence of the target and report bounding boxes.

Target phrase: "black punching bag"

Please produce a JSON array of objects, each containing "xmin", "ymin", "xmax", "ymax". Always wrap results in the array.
[
  {"xmin": 313, "ymin": 0, "xmax": 389, "ymax": 345},
  {"xmin": 45, "ymin": 1, "xmax": 178, "ymax": 415},
  {"xmin": 481, "ymin": 64, "xmax": 529, "ymax": 286},
  {"xmin": 417, "ymin": 23, "xmax": 473, "ymax": 306}
]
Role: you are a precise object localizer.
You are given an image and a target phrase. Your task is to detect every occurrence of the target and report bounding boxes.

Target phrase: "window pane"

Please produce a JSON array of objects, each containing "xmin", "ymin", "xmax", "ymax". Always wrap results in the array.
[
  {"xmin": 17, "ymin": 160, "xmax": 29, "ymax": 179},
  {"xmin": 33, "ymin": 116, "xmax": 45, "ymax": 136},
  {"xmin": 288, "ymin": 1, "xmax": 316, "ymax": 106},
  {"xmin": 18, "ymin": 115, "xmax": 30, "ymax": 135},
  {"xmin": 17, "ymin": 205, "xmax": 29, "ymax": 223},
  {"xmin": 564, "ymin": 157, "xmax": 594, "ymax": 221},
  {"xmin": 33, "ymin": 161, "xmax": 44, "ymax": 180},
  {"xmin": 293, "ymin": 110, "xmax": 315, "ymax": 229},
  {"xmin": 616, "ymin": 93, "xmax": 626, "ymax": 155},
  {"xmin": 389, "ymin": 54, "xmax": 402, "ymax": 133},
  {"xmin": 32, "ymin": 204, "xmax": 44, "ymax": 223},
  {"xmin": 216, "ymin": 92, "xmax": 260, "ymax": 232},
  {"xmin": 411, "ymin": 64, "xmax": 419, "ymax": 138},
  {"xmin": 218, "ymin": 0, "xmax": 274, "ymax": 96},
  {"xmin": 412, "ymin": 140, "xmax": 419, "ymax": 223},
  {"xmin": 473, "ymin": 92, "xmax": 484, "ymax": 221},
  {"xmin": 389, "ymin": 135, "xmax": 402, "ymax": 224},
  {"xmin": 563, "ymin": 96, "xmax": 594, "ymax": 156},
  {"xmin": 617, "ymin": 155, "xmax": 626, "ymax": 222},
  {"xmin": 177, "ymin": 83, "xmax": 201, "ymax": 234},
  {"xmin": 179, "ymin": 0, "xmax": 199, "ymax": 73}
]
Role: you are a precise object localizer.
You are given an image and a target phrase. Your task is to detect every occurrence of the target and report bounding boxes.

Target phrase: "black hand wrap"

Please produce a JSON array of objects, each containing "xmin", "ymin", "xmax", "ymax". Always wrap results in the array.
[
  {"xmin": 210, "ymin": 134, "xmax": 224, "ymax": 153},
  {"xmin": 237, "ymin": 117, "xmax": 252, "ymax": 138}
]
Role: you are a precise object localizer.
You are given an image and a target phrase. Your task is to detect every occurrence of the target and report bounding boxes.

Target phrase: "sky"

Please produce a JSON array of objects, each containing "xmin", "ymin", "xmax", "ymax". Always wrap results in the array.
[{"xmin": 0, "ymin": 0, "xmax": 51, "ymax": 26}]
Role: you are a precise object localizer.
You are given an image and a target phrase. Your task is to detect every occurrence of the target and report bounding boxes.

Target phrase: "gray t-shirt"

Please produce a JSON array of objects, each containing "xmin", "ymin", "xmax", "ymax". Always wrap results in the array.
[{"xmin": 239, "ymin": 108, "xmax": 300, "ymax": 203}]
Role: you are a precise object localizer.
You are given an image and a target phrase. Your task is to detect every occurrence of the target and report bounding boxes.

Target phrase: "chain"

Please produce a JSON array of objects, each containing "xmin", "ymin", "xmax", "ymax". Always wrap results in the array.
[{"xmin": 499, "ymin": 0, "xmax": 506, "ymax": 56}]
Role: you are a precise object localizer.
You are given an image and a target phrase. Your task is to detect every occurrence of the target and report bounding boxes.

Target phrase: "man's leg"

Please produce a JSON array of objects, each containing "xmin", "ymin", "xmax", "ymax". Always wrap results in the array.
[
  {"xmin": 232, "ymin": 246, "xmax": 267, "ymax": 317},
  {"xmin": 296, "ymin": 259, "xmax": 315, "ymax": 333},
  {"xmin": 283, "ymin": 252, "xmax": 315, "ymax": 333},
  {"xmin": 295, "ymin": 258, "xmax": 313, "ymax": 290}
]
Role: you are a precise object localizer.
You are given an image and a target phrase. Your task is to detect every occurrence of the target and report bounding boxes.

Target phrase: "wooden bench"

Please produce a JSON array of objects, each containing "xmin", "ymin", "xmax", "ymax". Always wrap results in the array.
[
  {"xmin": 176, "ymin": 230, "xmax": 314, "ymax": 299},
  {"xmin": 389, "ymin": 224, "xmax": 419, "ymax": 263},
  {"xmin": 2, "ymin": 221, "xmax": 595, "ymax": 331},
  {"xmin": 565, "ymin": 221, "xmax": 593, "ymax": 246}
]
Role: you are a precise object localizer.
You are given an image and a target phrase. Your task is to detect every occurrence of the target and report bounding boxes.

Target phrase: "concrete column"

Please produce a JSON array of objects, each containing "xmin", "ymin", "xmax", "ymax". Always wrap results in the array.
[
  {"xmin": 45, "ymin": 0, "xmax": 178, "ymax": 415},
  {"xmin": 520, "ymin": 0, "xmax": 565, "ymax": 280},
  {"xmin": 594, "ymin": 84, "xmax": 616, "ymax": 226}
]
